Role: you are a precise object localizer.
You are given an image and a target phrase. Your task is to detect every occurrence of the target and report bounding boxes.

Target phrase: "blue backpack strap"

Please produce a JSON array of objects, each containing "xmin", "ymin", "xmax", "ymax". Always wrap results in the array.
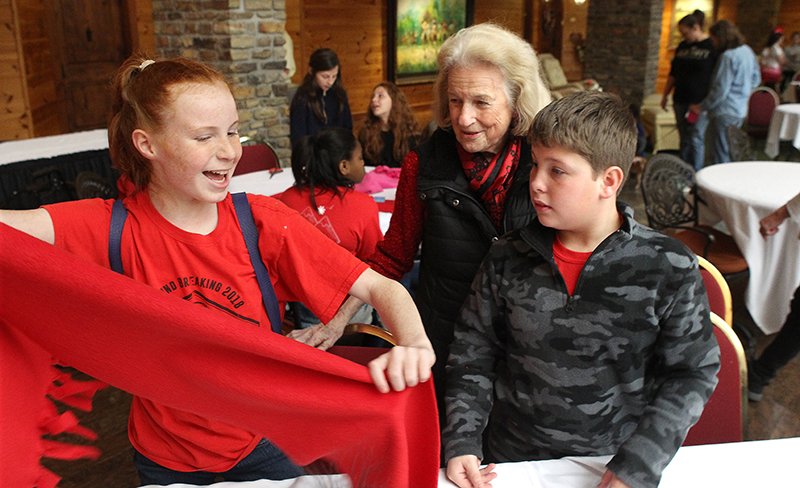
[
  {"xmin": 232, "ymin": 192, "xmax": 283, "ymax": 334},
  {"xmin": 109, "ymin": 199, "xmax": 127, "ymax": 274}
]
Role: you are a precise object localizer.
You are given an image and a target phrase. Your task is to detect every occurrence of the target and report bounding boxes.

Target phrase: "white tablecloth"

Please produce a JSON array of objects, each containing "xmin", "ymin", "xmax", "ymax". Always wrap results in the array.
[
  {"xmin": 142, "ymin": 437, "xmax": 800, "ymax": 487},
  {"xmin": 0, "ymin": 128, "xmax": 108, "ymax": 165},
  {"xmin": 229, "ymin": 168, "xmax": 394, "ymax": 234},
  {"xmin": 765, "ymin": 103, "xmax": 800, "ymax": 158},
  {"xmin": 696, "ymin": 161, "xmax": 800, "ymax": 334}
]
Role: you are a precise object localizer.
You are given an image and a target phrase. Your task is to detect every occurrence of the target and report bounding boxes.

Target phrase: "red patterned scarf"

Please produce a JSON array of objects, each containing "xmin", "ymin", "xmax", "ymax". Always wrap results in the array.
[{"xmin": 458, "ymin": 136, "xmax": 522, "ymax": 229}]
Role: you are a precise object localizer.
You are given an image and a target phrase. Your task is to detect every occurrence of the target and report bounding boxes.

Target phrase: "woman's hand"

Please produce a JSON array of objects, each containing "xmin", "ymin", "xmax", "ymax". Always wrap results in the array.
[
  {"xmin": 446, "ymin": 455, "xmax": 497, "ymax": 488},
  {"xmin": 286, "ymin": 321, "xmax": 345, "ymax": 350},
  {"xmin": 597, "ymin": 469, "xmax": 631, "ymax": 488},
  {"xmin": 286, "ymin": 295, "xmax": 365, "ymax": 349}
]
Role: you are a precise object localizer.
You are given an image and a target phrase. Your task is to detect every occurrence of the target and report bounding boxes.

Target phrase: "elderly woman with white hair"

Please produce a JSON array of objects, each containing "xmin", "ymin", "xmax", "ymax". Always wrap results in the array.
[{"xmin": 290, "ymin": 21, "xmax": 551, "ymax": 421}]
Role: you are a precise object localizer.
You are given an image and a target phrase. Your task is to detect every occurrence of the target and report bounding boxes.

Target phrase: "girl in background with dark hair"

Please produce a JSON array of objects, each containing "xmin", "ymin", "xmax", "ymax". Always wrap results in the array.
[
  {"xmin": 279, "ymin": 128, "xmax": 382, "ymax": 329},
  {"xmin": 690, "ymin": 20, "xmax": 760, "ymax": 164},
  {"xmin": 289, "ymin": 48, "xmax": 353, "ymax": 148},
  {"xmin": 358, "ymin": 82, "xmax": 420, "ymax": 167},
  {"xmin": 660, "ymin": 9, "xmax": 717, "ymax": 170}
]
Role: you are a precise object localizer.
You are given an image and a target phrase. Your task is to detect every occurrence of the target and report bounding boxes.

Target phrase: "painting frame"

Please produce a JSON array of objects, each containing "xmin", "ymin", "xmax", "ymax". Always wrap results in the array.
[{"xmin": 388, "ymin": 0, "xmax": 474, "ymax": 85}]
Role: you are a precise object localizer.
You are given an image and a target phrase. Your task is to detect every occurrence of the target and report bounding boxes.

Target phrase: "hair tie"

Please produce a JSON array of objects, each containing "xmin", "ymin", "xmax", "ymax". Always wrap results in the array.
[{"xmin": 138, "ymin": 59, "xmax": 155, "ymax": 71}]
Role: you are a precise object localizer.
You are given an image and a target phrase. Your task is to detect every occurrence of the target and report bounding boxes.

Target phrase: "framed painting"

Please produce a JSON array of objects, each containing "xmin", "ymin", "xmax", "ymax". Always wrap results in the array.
[{"xmin": 388, "ymin": 0, "xmax": 474, "ymax": 85}]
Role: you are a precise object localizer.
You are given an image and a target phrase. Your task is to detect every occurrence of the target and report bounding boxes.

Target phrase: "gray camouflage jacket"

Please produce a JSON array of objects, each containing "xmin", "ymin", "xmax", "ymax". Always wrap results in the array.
[{"xmin": 443, "ymin": 203, "xmax": 720, "ymax": 488}]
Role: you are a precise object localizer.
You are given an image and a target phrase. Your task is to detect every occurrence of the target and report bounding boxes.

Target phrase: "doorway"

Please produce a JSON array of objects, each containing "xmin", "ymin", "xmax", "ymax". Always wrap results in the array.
[{"xmin": 48, "ymin": 0, "xmax": 130, "ymax": 132}]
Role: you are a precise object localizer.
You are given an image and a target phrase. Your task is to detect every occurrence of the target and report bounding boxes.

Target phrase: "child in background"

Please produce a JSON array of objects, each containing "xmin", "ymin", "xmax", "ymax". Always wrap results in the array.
[
  {"xmin": 0, "ymin": 55, "xmax": 433, "ymax": 485},
  {"xmin": 279, "ymin": 128, "xmax": 382, "ymax": 332},
  {"xmin": 443, "ymin": 91, "xmax": 720, "ymax": 488},
  {"xmin": 358, "ymin": 81, "xmax": 420, "ymax": 167},
  {"xmin": 289, "ymin": 48, "xmax": 353, "ymax": 149}
]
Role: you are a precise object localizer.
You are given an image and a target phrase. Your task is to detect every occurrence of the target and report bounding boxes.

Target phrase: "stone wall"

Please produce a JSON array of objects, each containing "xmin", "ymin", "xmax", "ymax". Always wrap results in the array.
[
  {"xmin": 583, "ymin": 0, "xmax": 664, "ymax": 106},
  {"xmin": 152, "ymin": 0, "xmax": 291, "ymax": 163}
]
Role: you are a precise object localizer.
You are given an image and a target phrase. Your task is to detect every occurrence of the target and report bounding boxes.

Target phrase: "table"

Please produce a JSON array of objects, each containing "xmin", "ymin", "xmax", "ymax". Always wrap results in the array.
[
  {"xmin": 229, "ymin": 168, "xmax": 395, "ymax": 234},
  {"xmin": 696, "ymin": 161, "xmax": 800, "ymax": 334},
  {"xmin": 142, "ymin": 436, "xmax": 800, "ymax": 487},
  {"xmin": 765, "ymin": 103, "xmax": 800, "ymax": 158},
  {"xmin": 641, "ymin": 94, "xmax": 680, "ymax": 153},
  {"xmin": 0, "ymin": 129, "xmax": 115, "ymax": 209},
  {"xmin": 0, "ymin": 128, "xmax": 108, "ymax": 165}
]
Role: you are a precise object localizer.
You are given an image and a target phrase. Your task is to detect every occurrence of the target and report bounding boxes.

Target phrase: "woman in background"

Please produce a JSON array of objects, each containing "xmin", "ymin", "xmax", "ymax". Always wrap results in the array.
[
  {"xmin": 358, "ymin": 81, "xmax": 420, "ymax": 167},
  {"xmin": 660, "ymin": 10, "xmax": 717, "ymax": 170},
  {"xmin": 690, "ymin": 20, "xmax": 760, "ymax": 164},
  {"xmin": 760, "ymin": 28, "xmax": 786, "ymax": 91},
  {"xmin": 289, "ymin": 48, "xmax": 352, "ymax": 148}
]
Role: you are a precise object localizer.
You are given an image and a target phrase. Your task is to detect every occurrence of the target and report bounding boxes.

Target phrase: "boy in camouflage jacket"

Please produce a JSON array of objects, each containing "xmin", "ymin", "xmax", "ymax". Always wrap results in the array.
[{"xmin": 443, "ymin": 92, "xmax": 720, "ymax": 488}]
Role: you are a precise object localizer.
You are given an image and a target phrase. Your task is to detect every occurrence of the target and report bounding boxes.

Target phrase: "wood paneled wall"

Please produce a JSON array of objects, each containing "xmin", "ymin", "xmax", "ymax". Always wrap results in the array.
[
  {"xmin": 0, "ymin": 0, "xmax": 153, "ymax": 140},
  {"xmin": 0, "ymin": 0, "xmax": 63, "ymax": 139},
  {"xmin": 0, "ymin": 0, "xmax": 31, "ymax": 140},
  {"xmin": 19, "ymin": 0, "xmax": 66, "ymax": 137},
  {"xmin": 287, "ymin": 0, "xmax": 534, "ymax": 131},
  {"xmin": 778, "ymin": 0, "xmax": 800, "ymax": 36}
]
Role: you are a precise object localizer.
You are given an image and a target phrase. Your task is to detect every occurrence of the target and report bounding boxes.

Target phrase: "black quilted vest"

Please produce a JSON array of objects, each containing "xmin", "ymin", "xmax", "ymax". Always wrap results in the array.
[{"xmin": 415, "ymin": 129, "xmax": 535, "ymax": 345}]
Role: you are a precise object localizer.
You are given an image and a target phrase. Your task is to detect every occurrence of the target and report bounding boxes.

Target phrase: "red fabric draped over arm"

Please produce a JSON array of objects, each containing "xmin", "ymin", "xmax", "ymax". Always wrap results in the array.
[{"xmin": 0, "ymin": 223, "xmax": 439, "ymax": 488}]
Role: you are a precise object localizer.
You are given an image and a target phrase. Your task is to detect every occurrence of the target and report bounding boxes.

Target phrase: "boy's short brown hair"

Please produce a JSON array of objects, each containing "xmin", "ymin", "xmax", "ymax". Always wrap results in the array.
[{"xmin": 529, "ymin": 91, "xmax": 636, "ymax": 179}]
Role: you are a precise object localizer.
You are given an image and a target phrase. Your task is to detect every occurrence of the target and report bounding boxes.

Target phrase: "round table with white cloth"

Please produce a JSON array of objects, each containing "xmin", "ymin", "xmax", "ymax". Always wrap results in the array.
[
  {"xmin": 696, "ymin": 161, "xmax": 800, "ymax": 334},
  {"xmin": 765, "ymin": 103, "xmax": 800, "ymax": 158}
]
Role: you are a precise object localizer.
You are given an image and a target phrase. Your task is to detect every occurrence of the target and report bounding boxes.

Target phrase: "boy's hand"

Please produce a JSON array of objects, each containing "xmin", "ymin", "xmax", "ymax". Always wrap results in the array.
[
  {"xmin": 597, "ymin": 469, "xmax": 630, "ymax": 488},
  {"xmin": 446, "ymin": 455, "xmax": 497, "ymax": 488},
  {"xmin": 367, "ymin": 343, "xmax": 435, "ymax": 393}
]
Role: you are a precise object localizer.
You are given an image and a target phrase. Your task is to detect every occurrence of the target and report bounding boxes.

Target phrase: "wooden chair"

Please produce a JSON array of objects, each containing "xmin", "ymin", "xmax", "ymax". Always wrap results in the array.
[
  {"xmin": 683, "ymin": 311, "xmax": 747, "ymax": 445},
  {"xmin": 640, "ymin": 153, "xmax": 748, "ymax": 276},
  {"xmin": 343, "ymin": 323, "xmax": 397, "ymax": 346},
  {"xmin": 745, "ymin": 86, "xmax": 780, "ymax": 139},
  {"xmin": 234, "ymin": 141, "xmax": 280, "ymax": 176},
  {"xmin": 698, "ymin": 255, "xmax": 733, "ymax": 325}
]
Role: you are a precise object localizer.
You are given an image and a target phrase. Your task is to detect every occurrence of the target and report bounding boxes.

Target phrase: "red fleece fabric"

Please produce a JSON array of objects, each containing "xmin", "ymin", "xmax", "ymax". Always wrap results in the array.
[{"xmin": 0, "ymin": 223, "xmax": 439, "ymax": 488}]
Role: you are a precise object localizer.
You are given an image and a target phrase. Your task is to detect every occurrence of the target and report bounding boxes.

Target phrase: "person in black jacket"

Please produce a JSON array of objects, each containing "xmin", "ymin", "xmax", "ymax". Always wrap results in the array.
[
  {"xmin": 289, "ymin": 48, "xmax": 352, "ymax": 149},
  {"xmin": 660, "ymin": 10, "xmax": 717, "ymax": 170}
]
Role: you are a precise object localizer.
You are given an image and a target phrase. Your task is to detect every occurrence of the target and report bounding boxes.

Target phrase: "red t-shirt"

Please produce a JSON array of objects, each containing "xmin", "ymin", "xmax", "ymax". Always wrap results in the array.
[
  {"xmin": 552, "ymin": 237, "xmax": 592, "ymax": 296},
  {"xmin": 45, "ymin": 191, "xmax": 367, "ymax": 472},
  {"xmin": 278, "ymin": 186, "xmax": 382, "ymax": 261}
]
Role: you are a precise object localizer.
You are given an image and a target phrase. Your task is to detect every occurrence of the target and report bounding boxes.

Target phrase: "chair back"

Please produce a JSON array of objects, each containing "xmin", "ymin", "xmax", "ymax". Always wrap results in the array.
[
  {"xmin": 746, "ymin": 86, "xmax": 780, "ymax": 136},
  {"xmin": 539, "ymin": 53, "xmax": 569, "ymax": 88},
  {"xmin": 640, "ymin": 153, "xmax": 697, "ymax": 230},
  {"xmin": 234, "ymin": 142, "xmax": 280, "ymax": 176},
  {"xmin": 697, "ymin": 255, "xmax": 733, "ymax": 324},
  {"xmin": 683, "ymin": 312, "xmax": 747, "ymax": 446}
]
